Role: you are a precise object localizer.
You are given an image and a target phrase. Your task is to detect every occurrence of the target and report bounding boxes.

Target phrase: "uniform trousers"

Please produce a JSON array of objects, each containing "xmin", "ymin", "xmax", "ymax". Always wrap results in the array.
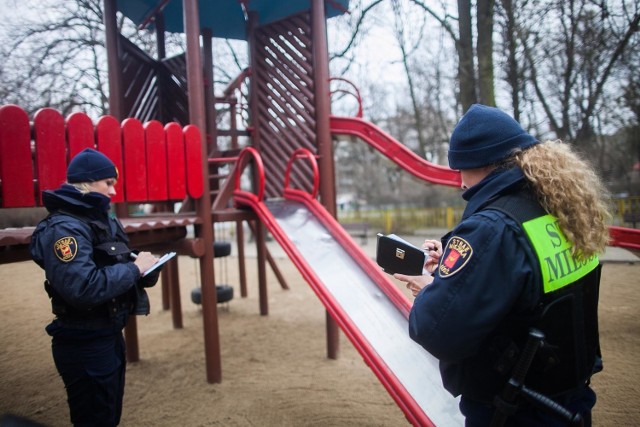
[{"xmin": 50, "ymin": 331, "xmax": 126, "ymax": 427}]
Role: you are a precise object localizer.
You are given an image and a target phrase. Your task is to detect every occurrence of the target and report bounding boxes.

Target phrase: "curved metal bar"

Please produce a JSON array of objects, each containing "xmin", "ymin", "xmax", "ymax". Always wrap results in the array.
[
  {"xmin": 329, "ymin": 76, "xmax": 363, "ymax": 118},
  {"xmin": 233, "ymin": 146, "xmax": 265, "ymax": 201},
  {"xmin": 283, "ymin": 148, "xmax": 320, "ymax": 199}
]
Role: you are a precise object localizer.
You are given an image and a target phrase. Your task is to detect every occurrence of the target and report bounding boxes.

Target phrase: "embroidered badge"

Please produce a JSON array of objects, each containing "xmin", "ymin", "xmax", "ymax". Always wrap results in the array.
[
  {"xmin": 54, "ymin": 237, "xmax": 78, "ymax": 262},
  {"xmin": 438, "ymin": 236, "xmax": 473, "ymax": 278}
]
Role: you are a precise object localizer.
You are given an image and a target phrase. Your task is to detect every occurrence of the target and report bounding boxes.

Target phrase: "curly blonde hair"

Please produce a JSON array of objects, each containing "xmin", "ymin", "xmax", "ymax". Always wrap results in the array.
[{"xmin": 513, "ymin": 140, "xmax": 611, "ymax": 261}]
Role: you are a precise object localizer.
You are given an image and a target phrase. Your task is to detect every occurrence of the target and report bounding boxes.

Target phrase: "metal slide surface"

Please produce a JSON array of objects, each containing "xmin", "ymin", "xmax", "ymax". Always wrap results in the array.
[{"xmin": 237, "ymin": 194, "xmax": 463, "ymax": 426}]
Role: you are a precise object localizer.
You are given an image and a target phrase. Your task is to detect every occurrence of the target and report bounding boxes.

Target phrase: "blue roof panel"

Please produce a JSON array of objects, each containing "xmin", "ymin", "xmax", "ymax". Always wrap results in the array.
[{"xmin": 117, "ymin": 0, "xmax": 349, "ymax": 40}]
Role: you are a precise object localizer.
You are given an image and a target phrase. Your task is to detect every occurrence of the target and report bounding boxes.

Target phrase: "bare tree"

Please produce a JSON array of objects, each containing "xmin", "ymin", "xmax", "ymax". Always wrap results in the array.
[
  {"xmin": 511, "ymin": 0, "xmax": 639, "ymax": 144},
  {"xmin": 0, "ymin": 0, "xmax": 172, "ymax": 116},
  {"xmin": 0, "ymin": 0, "xmax": 113, "ymax": 115},
  {"xmin": 456, "ymin": 0, "xmax": 477, "ymax": 110},
  {"xmin": 0, "ymin": 0, "xmax": 250, "ymax": 119},
  {"xmin": 497, "ymin": 0, "xmax": 523, "ymax": 121},
  {"xmin": 408, "ymin": 0, "xmax": 496, "ymax": 112},
  {"xmin": 329, "ymin": 0, "xmax": 456, "ymax": 160},
  {"xmin": 328, "ymin": 0, "xmax": 386, "ymax": 76},
  {"xmin": 390, "ymin": 0, "xmax": 431, "ymax": 157},
  {"xmin": 476, "ymin": 0, "xmax": 496, "ymax": 106}
]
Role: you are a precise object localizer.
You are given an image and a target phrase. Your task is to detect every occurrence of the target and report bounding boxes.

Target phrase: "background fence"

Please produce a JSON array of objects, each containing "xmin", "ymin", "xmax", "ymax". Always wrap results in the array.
[{"xmin": 338, "ymin": 195, "xmax": 640, "ymax": 236}]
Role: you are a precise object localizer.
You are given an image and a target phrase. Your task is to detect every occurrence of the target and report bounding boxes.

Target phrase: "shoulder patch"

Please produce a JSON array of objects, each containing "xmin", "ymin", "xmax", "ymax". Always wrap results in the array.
[
  {"xmin": 54, "ymin": 237, "xmax": 78, "ymax": 262},
  {"xmin": 438, "ymin": 236, "xmax": 473, "ymax": 278}
]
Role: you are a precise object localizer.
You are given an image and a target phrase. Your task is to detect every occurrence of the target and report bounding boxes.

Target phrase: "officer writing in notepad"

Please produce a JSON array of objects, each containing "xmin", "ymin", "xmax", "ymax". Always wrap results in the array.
[
  {"xmin": 394, "ymin": 105, "xmax": 610, "ymax": 426},
  {"xmin": 30, "ymin": 148, "xmax": 160, "ymax": 426}
]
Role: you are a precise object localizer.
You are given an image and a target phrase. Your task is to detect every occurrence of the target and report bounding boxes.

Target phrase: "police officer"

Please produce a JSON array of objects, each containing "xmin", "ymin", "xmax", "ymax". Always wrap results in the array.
[
  {"xmin": 394, "ymin": 105, "xmax": 610, "ymax": 426},
  {"xmin": 30, "ymin": 148, "xmax": 160, "ymax": 427}
]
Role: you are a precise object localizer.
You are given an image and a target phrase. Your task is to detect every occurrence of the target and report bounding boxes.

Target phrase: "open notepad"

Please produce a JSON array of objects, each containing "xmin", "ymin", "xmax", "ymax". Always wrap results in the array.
[
  {"xmin": 141, "ymin": 252, "xmax": 176, "ymax": 277},
  {"xmin": 375, "ymin": 234, "xmax": 427, "ymax": 276}
]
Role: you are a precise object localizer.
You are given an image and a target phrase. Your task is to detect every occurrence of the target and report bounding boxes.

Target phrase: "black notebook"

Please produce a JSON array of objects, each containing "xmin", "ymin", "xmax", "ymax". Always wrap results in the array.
[
  {"xmin": 141, "ymin": 252, "xmax": 176, "ymax": 277},
  {"xmin": 376, "ymin": 233, "xmax": 427, "ymax": 276}
]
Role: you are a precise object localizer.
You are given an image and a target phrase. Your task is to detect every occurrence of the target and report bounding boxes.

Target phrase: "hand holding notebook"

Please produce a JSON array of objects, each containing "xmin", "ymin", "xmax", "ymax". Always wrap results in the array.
[
  {"xmin": 375, "ymin": 233, "xmax": 427, "ymax": 276},
  {"xmin": 131, "ymin": 251, "xmax": 177, "ymax": 277}
]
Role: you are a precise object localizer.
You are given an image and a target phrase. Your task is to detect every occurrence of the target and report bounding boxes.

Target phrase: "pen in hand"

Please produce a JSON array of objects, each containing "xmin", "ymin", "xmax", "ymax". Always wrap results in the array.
[
  {"xmin": 422, "ymin": 239, "xmax": 442, "ymax": 274},
  {"xmin": 130, "ymin": 251, "xmax": 158, "ymax": 274}
]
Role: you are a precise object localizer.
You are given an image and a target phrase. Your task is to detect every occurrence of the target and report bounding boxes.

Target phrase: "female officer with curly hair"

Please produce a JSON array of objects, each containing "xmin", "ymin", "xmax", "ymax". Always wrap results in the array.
[
  {"xmin": 395, "ymin": 104, "xmax": 611, "ymax": 426},
  {"xmin": 30, "ymin": 148, "xmax": 160, "ymax": 427}
]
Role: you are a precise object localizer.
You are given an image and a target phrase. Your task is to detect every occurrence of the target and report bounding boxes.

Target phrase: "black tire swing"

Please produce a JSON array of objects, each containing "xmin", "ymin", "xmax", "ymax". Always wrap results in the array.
[
  {"xmin": 191, "ymin": 232, "xmax": 234, "ymax": 306},
  {"xmin": 213, "ymin": 241, "xmax": 234, "ymax": 303}
]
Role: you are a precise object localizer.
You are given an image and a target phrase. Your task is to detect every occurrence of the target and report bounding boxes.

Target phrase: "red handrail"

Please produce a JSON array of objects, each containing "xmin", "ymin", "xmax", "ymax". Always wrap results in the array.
[
  {"xmin": 283, "ymin": 148, "xmax": 320, "ymax": 199},
  {"xmin": 233, "ymin": 146, "xmax": 265, "ymax": 202},
  {"xmin": 329, "ymin": 76, "xmax": 363, "ymax": 118}
]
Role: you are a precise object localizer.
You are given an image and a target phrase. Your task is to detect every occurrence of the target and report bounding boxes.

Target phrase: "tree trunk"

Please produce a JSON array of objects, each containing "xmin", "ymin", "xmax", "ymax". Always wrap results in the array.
[
  {"xmin": 500, "ymin": 0, "xmax": 520, "ymax": 121},
  {"xmin": 476, "ymin": 0, "xmax": 495, "ymax": 106},
  {"xmin": 456, "ymin": 0, "xmax": 476, "ymax": 111}
]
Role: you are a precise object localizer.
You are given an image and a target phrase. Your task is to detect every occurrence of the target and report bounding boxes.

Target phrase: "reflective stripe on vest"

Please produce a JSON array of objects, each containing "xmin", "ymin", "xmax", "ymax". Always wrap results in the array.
[{"xmin": 522, "ymin": 214, "xmax": 599, "ymax": 293}]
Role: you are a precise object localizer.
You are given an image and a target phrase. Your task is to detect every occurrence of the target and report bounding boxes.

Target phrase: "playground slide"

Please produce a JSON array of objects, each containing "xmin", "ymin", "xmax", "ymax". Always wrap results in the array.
[
  {"xmin": 234, "ymin": 187, "xmax": 464, "ymax": 426},
  {"xmin": 330, "ymin": 115, "xmax": 640, "ymax": 253},
  {"xmin": 329, "ymin": 115, "xmax": 461, "ymax": 187}
]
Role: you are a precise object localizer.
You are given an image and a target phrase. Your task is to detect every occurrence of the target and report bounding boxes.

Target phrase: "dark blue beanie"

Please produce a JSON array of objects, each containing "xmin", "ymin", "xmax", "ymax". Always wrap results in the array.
[
  {"xmin": 67, "ymin": 148, "xmax": 118, "ymax": 183},
  {"xmin": 448, "ymin": 104, "xmax": 538, "ymax": 170}
]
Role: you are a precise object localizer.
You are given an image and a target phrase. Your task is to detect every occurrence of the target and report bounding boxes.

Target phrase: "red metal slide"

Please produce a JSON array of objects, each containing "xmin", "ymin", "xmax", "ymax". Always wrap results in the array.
[
  {"xmin": 330, "ymin": 115, "xmax": 640, "ymax": 254},
  {"xmin": 232, "ymin": 148, "xmax": 464, "ymax": 426},
  {"xmin": 329, "ymin": 115, "xmax": 461, "ymax": 187}
]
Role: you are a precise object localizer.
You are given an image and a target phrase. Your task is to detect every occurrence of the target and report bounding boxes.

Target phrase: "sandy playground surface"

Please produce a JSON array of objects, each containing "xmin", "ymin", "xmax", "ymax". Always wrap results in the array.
[{"xmin": 0, "ymin": 239, "xmax": 639, "ymax": 426}]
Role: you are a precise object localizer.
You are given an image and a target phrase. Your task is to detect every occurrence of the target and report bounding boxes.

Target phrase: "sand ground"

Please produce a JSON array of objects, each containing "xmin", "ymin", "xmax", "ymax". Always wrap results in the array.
[{"xmin": 0, "ymin": 236, "xmax": 638, "ymax": 426}]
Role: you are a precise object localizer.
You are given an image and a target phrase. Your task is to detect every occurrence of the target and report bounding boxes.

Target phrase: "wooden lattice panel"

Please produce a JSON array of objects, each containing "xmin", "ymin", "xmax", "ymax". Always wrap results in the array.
[
  {"xmin": 119, "ymin": 35, "xmax": 189, "ymax": 126},
  {"xmin": 253, "ymin": 13, "xmax": 318, "ymax": 198}
]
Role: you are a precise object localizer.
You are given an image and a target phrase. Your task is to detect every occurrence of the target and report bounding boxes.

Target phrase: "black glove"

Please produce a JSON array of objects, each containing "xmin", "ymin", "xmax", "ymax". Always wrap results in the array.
[{"xmin": 137, "ymin": 268, "xmax": 161, "ymax": 288}]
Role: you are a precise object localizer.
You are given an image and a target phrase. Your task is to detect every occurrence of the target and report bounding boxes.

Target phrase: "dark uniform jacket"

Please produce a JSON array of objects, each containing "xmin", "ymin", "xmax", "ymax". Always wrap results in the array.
[
  {"xmin": 409, "ymin": 167, "xmax": 601, "ymax": 407},
  {"xmin": 30, "ymin": 184, "xmax": 156, "ymax": 335}
]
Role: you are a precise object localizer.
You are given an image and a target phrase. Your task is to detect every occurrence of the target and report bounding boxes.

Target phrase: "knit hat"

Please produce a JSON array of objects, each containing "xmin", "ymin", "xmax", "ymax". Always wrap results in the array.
[
  {"xmin": 448, "ymin": 104, "xmax": 539, "ymax": 170},
  {"xmin": 67, "ymin": 148, "xmax": 118, "ymax": 183}
]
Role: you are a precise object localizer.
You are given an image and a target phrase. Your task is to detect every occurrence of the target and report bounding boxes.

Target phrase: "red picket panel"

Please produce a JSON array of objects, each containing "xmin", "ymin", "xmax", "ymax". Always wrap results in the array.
[
  {"xmin": 144, "ymin": 120, "xmax": 168, "ymax": 201},
  {"xmin": 96, "ymin": 115, "xmax": 125, "ymax": 203},
  {"xmin": 0, "ymin": 106, "xmax": 207, "ymax": 207},
  {"xmin": 34, "ymin": 108, "xmax": 67, "ymax": 204},
  {"xmin": 165, "ymin": 122, "xmax": 187, "ymax": 200},
  {"xmin": 183, "ymin": 124, "xmax": 204, "ymax": 198},
  {"xmin": 67, "ymin": 112, "xmax": 95, "ymax": 157},
  {"xmin": 122, "ymin": 118, "xmax": 148, "ymax": 202},
  {"xmin": 0, "ymin": 105, "xmax": 35, "ymax": 207}
]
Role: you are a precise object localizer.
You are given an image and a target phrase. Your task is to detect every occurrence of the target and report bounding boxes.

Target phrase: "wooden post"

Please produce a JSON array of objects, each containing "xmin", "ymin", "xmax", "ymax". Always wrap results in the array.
[
  {"xmin": 183, "ymin": 0, "xmax": 221, "ymax": 383},
  {"xmin": 311, "ymin": 0, "xmax": 340, "ymax": 360},
  {"xmin": 202, "ymin": 27, "xmax": 217, "ymax": 154},
  {"xmin": 103, "ymin": 0, "xmax": 140, "ymax": 362},
  {"xmin": 103, "ymin": 0, "xmax": 123, "ymax": 121},
  {"xmin": 246, "ymin": 12, "xmax": 270, "ymax": 313}
]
